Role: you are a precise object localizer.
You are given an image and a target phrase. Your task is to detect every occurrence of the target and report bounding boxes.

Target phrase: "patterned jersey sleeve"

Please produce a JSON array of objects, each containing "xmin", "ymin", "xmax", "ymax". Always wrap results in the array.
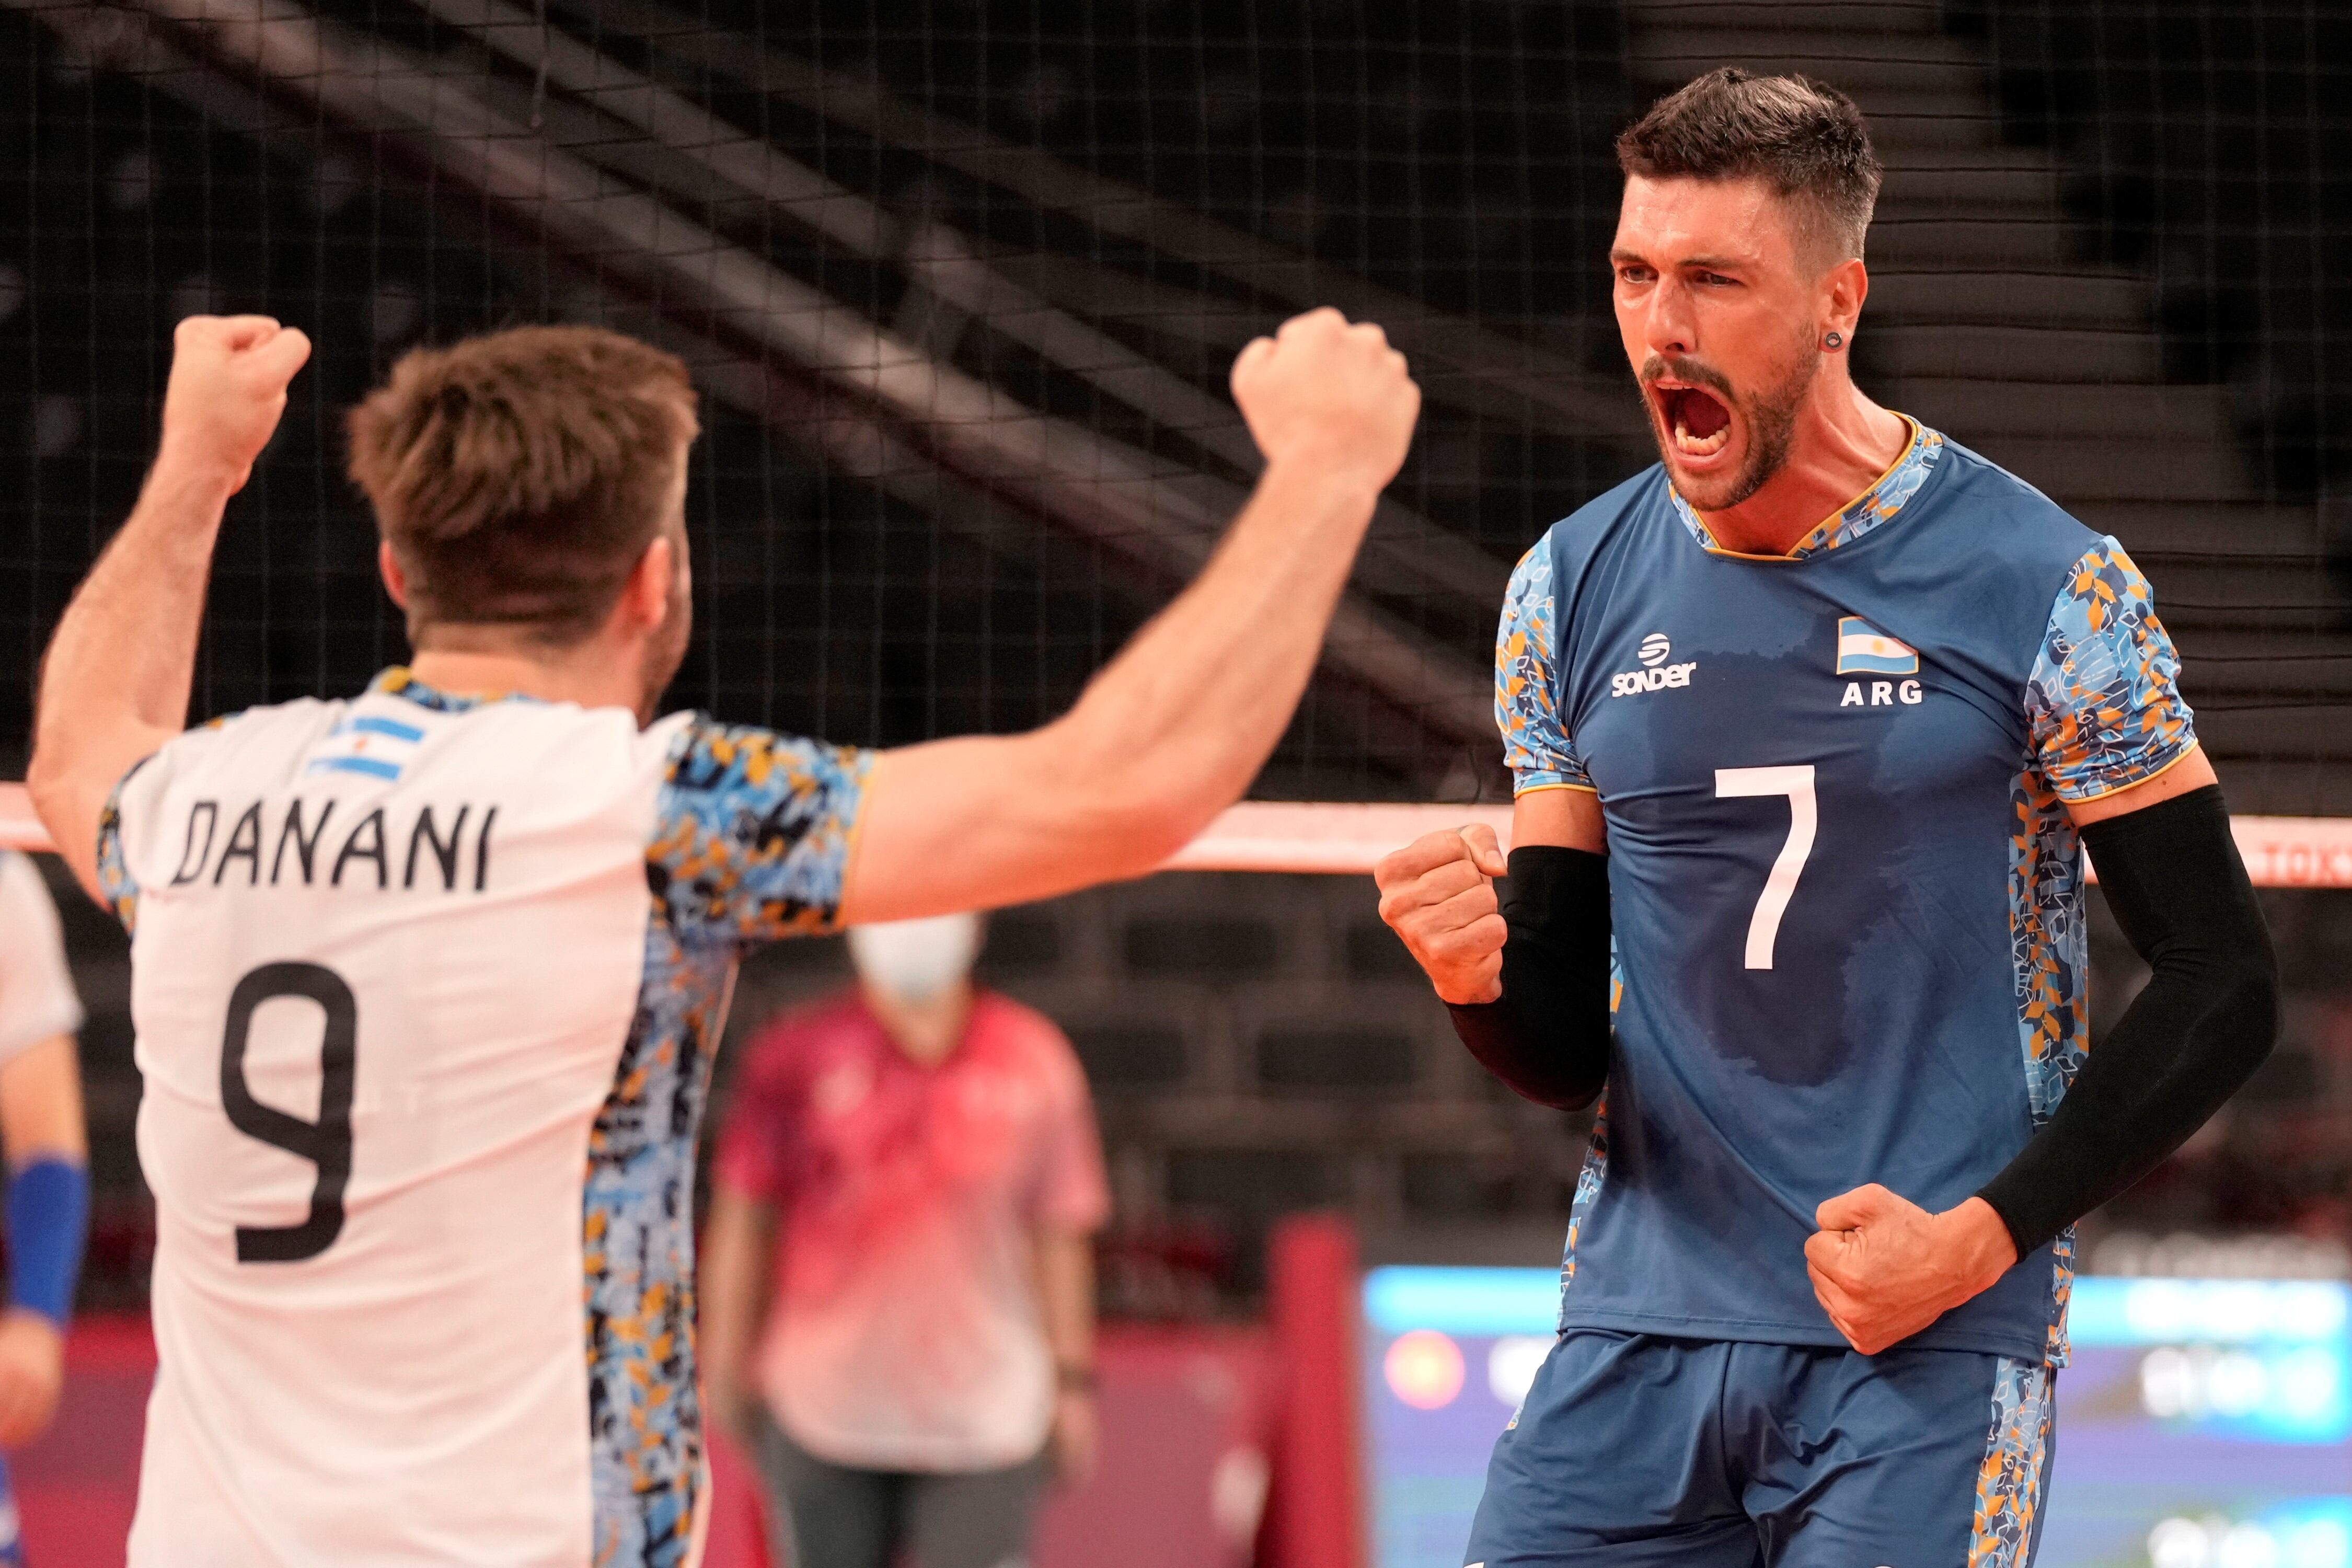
[
  {"xmin": 94, "ymin": 753, "xmax": 160, "ymax": 933},
  {"xmin": 1496, "ymin": 540, "xmax": 1592, "ymax": 794},
  {"xmin": 2026, "ymin": 539, "xmax": 2197, "ymax": 802},
  {"xmin": 649, "ymin": 716, "xmax": 872, "ymax": 944}
]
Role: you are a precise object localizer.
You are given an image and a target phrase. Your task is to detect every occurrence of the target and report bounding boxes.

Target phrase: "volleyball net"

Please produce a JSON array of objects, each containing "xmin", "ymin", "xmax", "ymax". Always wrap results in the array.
[{"xmin": 11, "ymin": 783, "xmax": 2352, "ymax": 887}]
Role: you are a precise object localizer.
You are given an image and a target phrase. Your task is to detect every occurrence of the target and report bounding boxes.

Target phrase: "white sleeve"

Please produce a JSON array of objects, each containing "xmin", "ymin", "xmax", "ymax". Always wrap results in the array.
[{"xmin": 0, "ymin": 853, "xmax": 83, "ymax": 1066}]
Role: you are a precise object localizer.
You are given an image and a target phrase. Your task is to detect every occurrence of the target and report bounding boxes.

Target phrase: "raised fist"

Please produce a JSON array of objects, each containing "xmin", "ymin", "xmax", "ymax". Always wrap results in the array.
[
  {"xmin": 1375, "ymin": 824, "xmax": 1509, "ymax": 1005},
  {"xmin": 159, "ymin": 315, "xmax": 313, "ymax": 494},
  {"xmin": 1230, "ymin": 307, "xmax": 1420, "ymax": 492}
]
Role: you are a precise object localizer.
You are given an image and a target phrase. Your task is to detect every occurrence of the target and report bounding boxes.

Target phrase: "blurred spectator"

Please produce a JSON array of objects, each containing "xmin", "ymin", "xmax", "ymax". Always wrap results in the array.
[
  {"xmin": 0, "ymin": 854, "xmax": 90, "ymax": 1566},
  {"xmin": 701, "ymin": 913, "xmax": 1109, "ymax": 1568}
]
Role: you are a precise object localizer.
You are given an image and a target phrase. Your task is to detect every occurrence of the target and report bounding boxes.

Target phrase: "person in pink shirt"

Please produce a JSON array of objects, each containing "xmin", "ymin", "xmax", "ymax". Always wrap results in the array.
[{"xmin": 701, "ymin": 912, "xmax": 1110, "ymax": 1568}]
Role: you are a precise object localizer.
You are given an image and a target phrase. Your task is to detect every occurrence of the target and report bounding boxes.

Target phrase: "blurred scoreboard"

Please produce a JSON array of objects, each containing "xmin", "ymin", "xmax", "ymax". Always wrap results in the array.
[
  {"xmin": 1361, "ymin": 1267, "xmax": 2352, "ymax": 1568},
  {"xmin": 2056, "ymin": 1277, "xmax": 2352, "ymax": 1567}
]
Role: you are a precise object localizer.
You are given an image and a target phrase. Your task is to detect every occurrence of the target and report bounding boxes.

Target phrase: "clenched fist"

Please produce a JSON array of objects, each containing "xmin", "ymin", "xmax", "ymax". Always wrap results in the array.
[
  {"xmin": 158, "ymin": 314, "xmax": 314, "ymax": 495},
  {"xmin": 1376, "ymin": 824, "xmax": 1509, "ymax": 1004},
  {"xmin": 1230, "ymin": 307, "xmax": 1420, "ymax": 493},
  {"xmin": 1803, "ymin": 1185, "xmax": 2015, "ymax": 1355}
]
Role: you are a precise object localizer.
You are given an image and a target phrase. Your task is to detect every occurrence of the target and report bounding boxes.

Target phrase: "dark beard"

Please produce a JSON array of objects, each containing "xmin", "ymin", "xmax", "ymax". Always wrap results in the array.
[{"xmin": 1638, "ymin": 349, "xmax": 1818, "ymax": 511}]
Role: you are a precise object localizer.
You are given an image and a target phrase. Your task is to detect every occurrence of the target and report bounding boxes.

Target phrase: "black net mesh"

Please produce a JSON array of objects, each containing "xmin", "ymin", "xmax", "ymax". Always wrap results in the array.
[
  {"xmin": 0, "ymin": 0, "xmax": 1635, "ymax": 802},
  {"xmin": 5, "ymin": 0, "xmax": 2349, "ymax": 805}
]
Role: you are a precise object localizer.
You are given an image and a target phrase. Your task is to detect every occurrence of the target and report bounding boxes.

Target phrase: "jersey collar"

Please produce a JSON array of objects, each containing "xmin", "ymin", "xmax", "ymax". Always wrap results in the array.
[
  {"xmin": 367, "ymin": 666, "xmax": 523, "ymax": 713},
  {"xmin": 1668, "ymin": 415, "xmax": 1944, "ymax": 561}
]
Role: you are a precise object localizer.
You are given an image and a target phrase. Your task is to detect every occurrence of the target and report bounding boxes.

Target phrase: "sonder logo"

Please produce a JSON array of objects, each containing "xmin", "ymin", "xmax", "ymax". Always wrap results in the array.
[{"xmin": 1612, "ymin": 632, "xmax": 1697, "ymax": 698}]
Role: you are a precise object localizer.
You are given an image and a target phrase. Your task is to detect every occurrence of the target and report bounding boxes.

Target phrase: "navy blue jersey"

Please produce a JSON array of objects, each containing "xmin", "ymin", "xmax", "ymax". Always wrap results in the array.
[{"xmin": 1497, "ymin": 422, "xmax": 2194, "ymax": 1364}]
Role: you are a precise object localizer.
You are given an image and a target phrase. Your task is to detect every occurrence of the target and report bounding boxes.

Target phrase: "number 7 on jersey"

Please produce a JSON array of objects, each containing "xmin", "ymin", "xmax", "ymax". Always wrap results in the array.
[{"xmin": 1714, "ymin": 765, "xmax": 1817, "ymax": 971}]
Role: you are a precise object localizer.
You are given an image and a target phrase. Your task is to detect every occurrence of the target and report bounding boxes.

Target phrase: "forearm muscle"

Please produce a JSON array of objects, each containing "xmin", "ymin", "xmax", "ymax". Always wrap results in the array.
[{"xmin": 30, "ymin": 463, "xmax": 237, "ymax": 896}]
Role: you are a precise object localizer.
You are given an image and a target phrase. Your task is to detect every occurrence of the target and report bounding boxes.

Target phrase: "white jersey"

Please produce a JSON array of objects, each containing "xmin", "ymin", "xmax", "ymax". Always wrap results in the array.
[
  {"xmin": 98, "ymin": 670, "xmax": 867, "ymax": 1568},
  {"xmin": 0, "ymin": 850, "xmax": 85, "ymax": 1066}
]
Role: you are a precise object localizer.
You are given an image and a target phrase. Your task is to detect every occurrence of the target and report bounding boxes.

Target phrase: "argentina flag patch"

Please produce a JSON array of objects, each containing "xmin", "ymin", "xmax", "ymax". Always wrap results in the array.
[
  {"xmin": 1835, "ymin": 616, "xmax": 1918, "ymax": 676},
  {"xmin": 305, "ymin": 713, "xmax": 425, "ymax": 781}
]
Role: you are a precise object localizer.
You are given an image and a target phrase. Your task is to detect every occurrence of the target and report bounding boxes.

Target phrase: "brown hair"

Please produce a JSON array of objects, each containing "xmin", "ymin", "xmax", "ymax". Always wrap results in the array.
[
  {"xmin": 347, "ymin": 325, "xmax": 700, "ymax": 645},
  {"xmin": 1616, "ymin": 68, "xmax": 1883, "ymax": 263}
]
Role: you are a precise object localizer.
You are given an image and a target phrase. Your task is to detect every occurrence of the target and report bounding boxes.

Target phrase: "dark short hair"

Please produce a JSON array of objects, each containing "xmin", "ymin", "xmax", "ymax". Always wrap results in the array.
[
  {"xmin": 348, "ymin": 326, "xmax": 700, "ymax": 646},
  {"xmin": 1616, "ymin": 68, "xmax": 1883, "ymax": 262}
]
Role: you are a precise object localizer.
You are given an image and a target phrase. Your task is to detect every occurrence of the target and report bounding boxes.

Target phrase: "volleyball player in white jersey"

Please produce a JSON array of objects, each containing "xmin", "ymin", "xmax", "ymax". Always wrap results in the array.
[{"xmin": 26, "ymin": 310, "xmax": 1418, "ymax": 1567}]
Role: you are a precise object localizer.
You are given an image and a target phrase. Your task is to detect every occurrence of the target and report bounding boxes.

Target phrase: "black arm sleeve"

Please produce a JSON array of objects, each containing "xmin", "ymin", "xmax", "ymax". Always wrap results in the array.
[
  {"xmin": 1444, "ymin": 845, "xmax": 1612, "ymax": 1111},
  {"xmin": 1975, "ymin": 783, "xmax": 2279, "ymax": 1256}
]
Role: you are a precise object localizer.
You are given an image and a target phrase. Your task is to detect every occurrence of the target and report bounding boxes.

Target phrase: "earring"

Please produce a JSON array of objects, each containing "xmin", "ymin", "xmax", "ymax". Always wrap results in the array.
[{"xmin": 1824, "ymin": 330, "xmax": 1844, "ymax": 349}]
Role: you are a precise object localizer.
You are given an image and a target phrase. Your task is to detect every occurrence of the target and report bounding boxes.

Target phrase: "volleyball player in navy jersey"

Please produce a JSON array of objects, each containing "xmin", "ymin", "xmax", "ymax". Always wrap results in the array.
[{"xmin": 1379, "ymin": 70, "xmax": 2279, "ymax": 1567}]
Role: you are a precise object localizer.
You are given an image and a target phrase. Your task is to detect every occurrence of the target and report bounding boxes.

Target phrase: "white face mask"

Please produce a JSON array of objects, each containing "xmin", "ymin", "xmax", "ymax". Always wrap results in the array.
[{"xmin": 848, "ymin": 913, "xmax": 983, "ymax": 1006}]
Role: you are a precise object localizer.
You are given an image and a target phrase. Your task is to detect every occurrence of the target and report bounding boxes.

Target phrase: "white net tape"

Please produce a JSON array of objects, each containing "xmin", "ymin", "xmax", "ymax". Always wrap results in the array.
[{"xmin": 11, "ymin": 784, "xmax": 2351, "ymax": 887}]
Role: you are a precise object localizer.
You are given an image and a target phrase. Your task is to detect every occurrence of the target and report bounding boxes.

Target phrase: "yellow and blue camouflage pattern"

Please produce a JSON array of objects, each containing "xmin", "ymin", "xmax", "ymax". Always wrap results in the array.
[
  {"xmin": 2025, "ymin": 541, "xmax": 2195, "ymax": 803},
  {"xmin": 95, "ymin": 777, "xmax": 140, "ymax": 931},
  {"xmin": 645, "ymin": 721, "xmax": 869, "ymax": 941},
  {"xmin": 1496, "ymin": 542, "xmax": 1591, "ymax": 794},
  {"xmin": 594, "ymin": 714, "xmax": 866, "ymax": 1566},
  {"xmin": 1969, "ymin": 1356, "xmax": 2056, "ymax": 1567}
]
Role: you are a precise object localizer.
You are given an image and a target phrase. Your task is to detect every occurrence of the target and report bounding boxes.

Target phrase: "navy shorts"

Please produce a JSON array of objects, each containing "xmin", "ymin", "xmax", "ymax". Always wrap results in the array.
[{"xmin": 1463, "ymin": 1331, "xmax": 2056, "ymax": 1568}]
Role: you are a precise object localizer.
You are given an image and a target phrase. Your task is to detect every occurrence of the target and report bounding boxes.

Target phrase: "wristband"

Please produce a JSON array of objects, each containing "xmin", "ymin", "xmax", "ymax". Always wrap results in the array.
[{"xmin": 7, "ymin": 1157, "xmax": 89, "ymax": 1328}]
